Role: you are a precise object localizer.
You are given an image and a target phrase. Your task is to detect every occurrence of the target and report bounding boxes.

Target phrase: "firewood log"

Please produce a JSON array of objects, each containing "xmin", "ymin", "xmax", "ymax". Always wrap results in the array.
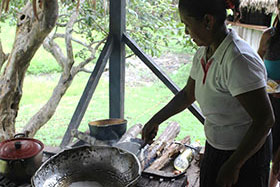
[
  {"xmin": 147, "ymin": 135, "xmax": 190, "ymax": 170},
  {"xmin": 118, "ymin": 123, "xmax": 143, "ymax": 143},
  {"xmin": 141, "ymin": 122, "xmax": 180, "ymax": 169}
]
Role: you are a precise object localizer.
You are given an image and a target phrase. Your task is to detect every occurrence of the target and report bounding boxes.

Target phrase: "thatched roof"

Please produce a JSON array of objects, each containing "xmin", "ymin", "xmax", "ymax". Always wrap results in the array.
[{"xmin": 240, "ymin": 0, "xmax": 278, "ymax": 14}]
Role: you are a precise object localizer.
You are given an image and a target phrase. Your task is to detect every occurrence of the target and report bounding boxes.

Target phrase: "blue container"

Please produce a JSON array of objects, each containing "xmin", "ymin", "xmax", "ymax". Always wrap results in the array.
[{"xmin": 264, "ymin": 59, "xmax": 280, "ymax": 80}]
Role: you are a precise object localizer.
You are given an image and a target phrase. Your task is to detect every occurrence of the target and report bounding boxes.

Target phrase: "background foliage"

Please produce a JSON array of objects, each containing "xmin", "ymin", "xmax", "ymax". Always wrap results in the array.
[
  {"xmin": 1, "ymin": 0, "xmax": 197, "ymax": 75},
  {"xmin": 0, "ymin": 0, "xmax": 204, "ymax": 146}
]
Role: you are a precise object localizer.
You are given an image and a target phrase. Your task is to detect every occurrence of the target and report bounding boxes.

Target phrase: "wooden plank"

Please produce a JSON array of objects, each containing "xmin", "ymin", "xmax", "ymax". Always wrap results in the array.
[
  {"xmin": 227, "ymin": 21, "xmax": 268, "ymax": 31},
  {"xmin": 171, "ymin": 177, "xmax": 188, "ymax": 187},
  {"xmin": 109, "ymin": 0, "xmax": 126, "ymax": 118},
  {"xmin": 147, "ymin": 180, "xmax": 161, "ymax": 187},
  {"xmin": 186, "ymin": 159, "xmax": 200, "ymax": 187},
  {"xmin": 136, "ymin": 176, "xmax": 151, "ymax": 187},
  {"xmin": 136, "ymin": 175, "xmax": 188, "ymax": 187},
  {"xmin": 159, "ymin": 181, "xmax": 172, "ymax": 187},
  {"xmin": 123, "ymin": 33, "xmax": 205, "ymax": 124},
  {"xmin": 60, "ymin": 36, "xmax": 113, "ymax": 148}
]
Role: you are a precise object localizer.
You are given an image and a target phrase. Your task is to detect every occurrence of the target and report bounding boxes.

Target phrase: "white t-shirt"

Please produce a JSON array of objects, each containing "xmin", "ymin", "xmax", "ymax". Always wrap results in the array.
[{"xmin": 190, "ymin": 29, "xmax": 267, "ymax": 150}]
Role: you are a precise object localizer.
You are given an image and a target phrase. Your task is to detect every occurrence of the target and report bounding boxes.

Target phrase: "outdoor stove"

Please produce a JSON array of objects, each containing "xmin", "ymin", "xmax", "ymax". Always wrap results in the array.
[
  {"xmin": 0, "ymin": 145, "xmax": 195, "ymax": 187},
  {"xmin": 0, "ymin": 123, "xmax": 200, "ymax": 187}
]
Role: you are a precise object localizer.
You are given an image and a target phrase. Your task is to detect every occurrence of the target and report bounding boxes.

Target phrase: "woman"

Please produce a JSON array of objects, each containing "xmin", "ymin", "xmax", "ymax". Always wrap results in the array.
[
  {"xmin": 142, "ymin": 0, "xmax": 275, "ymax": 186},
  {"xmin": 258, "ymin": 1, "xmax": 280, "ymax": 186}
]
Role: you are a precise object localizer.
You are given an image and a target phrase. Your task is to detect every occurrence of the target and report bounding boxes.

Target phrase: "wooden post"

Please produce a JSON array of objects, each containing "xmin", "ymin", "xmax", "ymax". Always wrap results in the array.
[{"xmin": 109, "ymin": 0, "xmax": 126, "ymax": 118}]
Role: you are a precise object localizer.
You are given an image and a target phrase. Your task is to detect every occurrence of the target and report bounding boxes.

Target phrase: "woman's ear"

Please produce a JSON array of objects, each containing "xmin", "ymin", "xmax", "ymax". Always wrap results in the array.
[{"xmin": 203, "ymin": 14, "xmax": 215, "ymax": 30}]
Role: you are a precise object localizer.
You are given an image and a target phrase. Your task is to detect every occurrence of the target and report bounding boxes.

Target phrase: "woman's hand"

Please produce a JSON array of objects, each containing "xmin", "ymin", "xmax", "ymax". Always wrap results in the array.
[
  {"xmin": 272, "ymin": 80, "xmax": 280, "ymax": 98},
  {"xmin": 141, "ymin": 121, "xmax": 159, "ymax": 145},
  {"xmin": 141, "ymin": 77, "xmax": 195, "ymax": 146},
  {"xmin": 216, "ymin": 160, "xmax": 240, "ymax": 187}
]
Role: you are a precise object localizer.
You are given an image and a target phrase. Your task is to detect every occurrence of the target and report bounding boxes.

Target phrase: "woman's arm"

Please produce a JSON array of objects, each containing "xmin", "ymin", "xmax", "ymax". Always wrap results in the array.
[
  {"xmin": 216, "ymin": 87, "xmax": 275, "ymax": 186},
  {"xmin": 142, "ymin": 76, "xmax": 196, "ymax": 144},
  {"xmin": 258, "ymin": 28, "xmax": 272, "ymax": 59}
]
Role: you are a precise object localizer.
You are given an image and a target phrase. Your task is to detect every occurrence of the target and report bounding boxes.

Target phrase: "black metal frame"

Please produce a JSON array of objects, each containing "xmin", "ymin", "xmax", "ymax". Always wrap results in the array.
[{"xmin": 60, "ymin": 0, "xmax": 204, "ymax": 148}]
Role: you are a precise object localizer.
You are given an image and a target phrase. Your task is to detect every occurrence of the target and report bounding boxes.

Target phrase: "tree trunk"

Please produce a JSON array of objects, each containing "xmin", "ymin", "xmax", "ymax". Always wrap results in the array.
[
  {"xmin": 22, "ymin": 9, "xmax": 81, "ymax": 138},
  {"xmin": 23, "ymin": 73, "xmax": 74, "ymax": 137},
  {"xmin": 22, "ymin": 3, "xmax": 99, "ymax": 137},
  {"xmin": 0, "ymin": 0, "xmax": 58, "ymax": 141}
]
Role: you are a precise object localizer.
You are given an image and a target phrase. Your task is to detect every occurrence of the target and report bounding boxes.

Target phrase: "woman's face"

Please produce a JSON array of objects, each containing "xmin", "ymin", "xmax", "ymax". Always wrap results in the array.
[{"xmin": 179, "ymin": 10, "xmax": 211, "ymax": 46}]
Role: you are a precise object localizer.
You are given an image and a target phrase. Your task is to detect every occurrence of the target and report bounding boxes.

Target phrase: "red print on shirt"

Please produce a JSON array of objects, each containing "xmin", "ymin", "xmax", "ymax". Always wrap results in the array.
[{"xmin": 200, "ymin": 58, "xmax": 213, "ymax": 84}]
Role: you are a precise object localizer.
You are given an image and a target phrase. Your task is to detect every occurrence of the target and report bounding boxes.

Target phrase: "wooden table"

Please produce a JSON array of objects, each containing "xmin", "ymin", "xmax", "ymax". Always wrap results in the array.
[{"xmin": 136, "ymin": 158, "xmax": 200, "ymax": 187}]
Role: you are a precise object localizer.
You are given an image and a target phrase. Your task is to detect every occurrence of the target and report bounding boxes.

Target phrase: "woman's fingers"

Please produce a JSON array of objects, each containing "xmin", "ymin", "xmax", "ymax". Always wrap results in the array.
[{"xmin": 142, "ymin": 123, "xmax": 158, "ymax": 145}]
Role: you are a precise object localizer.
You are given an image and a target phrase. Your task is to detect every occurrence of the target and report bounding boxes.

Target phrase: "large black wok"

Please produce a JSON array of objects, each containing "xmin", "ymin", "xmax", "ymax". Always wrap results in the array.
[{"xmin": 31, "ymin": 145, "xmax": 141, "ymax": 187}]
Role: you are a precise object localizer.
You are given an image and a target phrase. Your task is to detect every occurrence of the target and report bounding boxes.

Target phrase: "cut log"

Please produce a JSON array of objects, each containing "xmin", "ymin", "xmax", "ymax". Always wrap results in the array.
[
  {"xmin": 118, "ymin": 123, "xmax": 143, "ymax": 143},
  {"xmin": 141, "ymin": 122, "xmax": 180, "ymax": 169},
  {"xmin": 147, "ymin": 135, "xmax": 190, "ymax": 170}
]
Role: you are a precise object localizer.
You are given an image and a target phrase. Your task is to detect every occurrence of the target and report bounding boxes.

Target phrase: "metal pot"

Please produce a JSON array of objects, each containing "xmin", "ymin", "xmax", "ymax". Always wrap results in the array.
[
  {"xmin": 0, "ymin": 133, "xmax": 44, "ymax": 184},
  {"xmin": 31, "ymin": 145, "xmax": 141, "ymax": 187},
  {"xmin": 88, "ymin": 118, "xmax": 127, "ymax": 141}
]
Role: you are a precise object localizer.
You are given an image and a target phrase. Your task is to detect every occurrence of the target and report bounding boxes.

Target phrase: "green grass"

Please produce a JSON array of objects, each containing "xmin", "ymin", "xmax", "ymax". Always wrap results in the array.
[
  {"xmin": 16, "ymin": 72, "xmax": 205, "ymax": 146},
  {"xmin": 1, "ymin": 22, "xmax": 205, "ymax": 147}
]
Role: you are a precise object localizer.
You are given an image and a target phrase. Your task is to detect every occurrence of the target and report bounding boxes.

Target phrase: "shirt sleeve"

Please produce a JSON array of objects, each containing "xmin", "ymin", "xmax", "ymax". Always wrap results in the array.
[{"xmin": 227, "ymin": 53, "xmax": 267, "ymax": 96}]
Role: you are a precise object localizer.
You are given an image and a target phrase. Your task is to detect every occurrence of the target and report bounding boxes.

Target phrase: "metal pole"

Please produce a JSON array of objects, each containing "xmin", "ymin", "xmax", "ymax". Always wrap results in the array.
[{"xmin": 109, "ymin": 0, "xmax": 126, "ymax": 119}]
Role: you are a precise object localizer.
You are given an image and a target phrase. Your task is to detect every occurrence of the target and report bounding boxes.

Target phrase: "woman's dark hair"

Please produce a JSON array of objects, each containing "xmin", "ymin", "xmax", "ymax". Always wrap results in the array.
[
  {"xmin": 178, "ymin": 0, "xmax": 228, "ymax": 25},
  {"xmin": 233, "ymin": 0, "xmax": 241, "ymax": 22},
  {"xmin": 268, "ymin": 17, "xmax": 280, "ymax": 51}
]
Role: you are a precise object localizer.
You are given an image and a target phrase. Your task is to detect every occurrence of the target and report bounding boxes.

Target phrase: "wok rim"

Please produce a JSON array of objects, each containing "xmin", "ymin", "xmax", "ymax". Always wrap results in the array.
[{"xmin": 31, "ymin": 145, "xmax": 141, "ymax": 187}]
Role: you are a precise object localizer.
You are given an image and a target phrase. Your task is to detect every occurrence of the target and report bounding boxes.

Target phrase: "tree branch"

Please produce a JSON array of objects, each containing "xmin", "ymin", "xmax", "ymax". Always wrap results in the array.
[
  {"xmin": 78, "ymin": 68, "xmax": 91, "ymax": 73},
  {"xmin": 0, "ymin": 40, "xmax": 9, "ymax": 72},
  {"xmin": 53, "ymin": 33, "xmax": 92, "ymax": 50},
  {"xmin": 89, "ymin": 15, "xmax": 109, "ymax": 35},
  {"xmin": 73, "ymin": 54, "xmax": 95, "ymax": 75},
  {"xmin": 64, "ymin": 9, "xmax": 79, "ymax": 69},
  {"xmin": 56, "ymin": 22, "xmax": 67, "ymax": 27},
  {"xmin": 43, "ymin": 35, "xmax": 66, "ymax": 68}
]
